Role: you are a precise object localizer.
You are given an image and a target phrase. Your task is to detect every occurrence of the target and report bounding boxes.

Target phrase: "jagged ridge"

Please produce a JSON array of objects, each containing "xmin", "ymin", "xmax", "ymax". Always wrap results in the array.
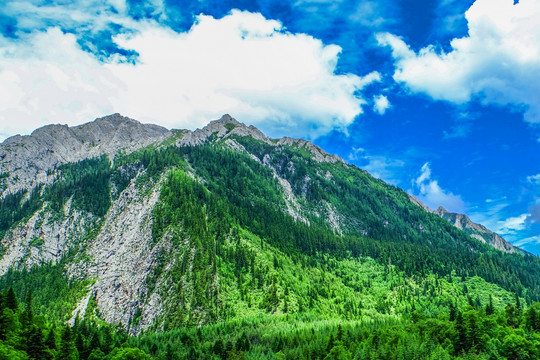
[{"xmin": 0, "ymin": 113, "xmax": 171, "ymax": 197}]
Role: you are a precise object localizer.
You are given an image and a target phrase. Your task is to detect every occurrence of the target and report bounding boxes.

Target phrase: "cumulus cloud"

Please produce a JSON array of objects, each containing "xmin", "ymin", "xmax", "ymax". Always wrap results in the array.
[
  {"xmin": 0, "ymin": 29, "xmax": 123, "ymax": 138},
  {"xmin": 348, "ymin": 147, "xmax": 406, "ymax": 185},
  {"xmin": 377, "ymin": 0, "xmax": 540, "ymax": 123},
  {"xmin": 496, "ymin": 214, "xmax": 528, "ymax": 234},
  {"xmin": 0, "ymin": 10, "xmax": 379, "ymax": 140},
  {"xmin": 373, "ymin": 94, "xmax": 390, "ymax": 115},
  {"xmin": 413, "ymin": 162, "xmax": 465, "ymax": 212}
]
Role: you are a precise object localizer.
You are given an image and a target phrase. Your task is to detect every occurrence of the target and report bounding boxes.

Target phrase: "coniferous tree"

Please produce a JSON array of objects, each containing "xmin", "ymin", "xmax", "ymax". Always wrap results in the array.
[
  {"xmin": 58, "ymin": 326, "xmax": 78, "ymax": 360},
  {"xmin": 506, "ymin": 304, "xmax": 518, "ymax": 328},
  {"xmin": 22, "ymin": 290, "xmax": 34, "ymax": 352},
  {"xmin": 326, "ymin": 334, "xmax": 335, "ymax": 354},
  {"xmin": 486, "ymin": 295, "xmax": 495, "ymax": 316},
  {"xmin": 45, "ymin": 326, "xmax": 57, "ymax": 350},
  {"xmin": 449, "ymin": 302, "xmax": 457, "ymax": 321},
  {"xmin": 5, "ymin": 287, "xmax": 18, "ymax": 310},
  {"xmin": 525, "ymin": 305, "xmax": 539, "ymax": 331},
  {"xmin": 27, "ymin": 326, "xmax": 49, "ymax": 360},
  {"xmin": 214, "ymin": 338, "xmax": 226, "ymax": 360},
  {"xmin": 0, "ymin": 294, "xmax": 7, "ymax": 341},
  {"xmin": 454, "ymin": 312, "xmax": 466, "ymax": 355}
]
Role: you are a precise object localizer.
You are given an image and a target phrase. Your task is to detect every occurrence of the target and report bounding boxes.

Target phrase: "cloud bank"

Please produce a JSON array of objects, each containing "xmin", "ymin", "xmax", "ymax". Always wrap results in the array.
[
  {"xmin": 377, "ymin": 0, "xmax": 540, "ymax": 123},
  {"xmin": 0, "ymin": 10, "xmax": 379, "ymax": 140}
]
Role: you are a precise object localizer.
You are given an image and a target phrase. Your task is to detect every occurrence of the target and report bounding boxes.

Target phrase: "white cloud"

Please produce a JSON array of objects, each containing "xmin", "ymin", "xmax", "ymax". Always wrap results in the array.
[
  {"xmin": 496, "ymin": 214, "xmax": 528, "ymax": 235},
  {"xmin": 413, "ymin": 162, "xmax": 465, "ymax": 212},
  {"xmin": 0, "ymin": 29, "xmax": 124, "ymax": 138},
  {"xmin": 348, "ymin": 147, "xmax": 405, "ymax": 185},
  {"xmin": 526, "ymin": 174, "xmax": 540, "ymax": 185},
  {"xmin": 347, "ymin": 146, "xmax": 365, "ymax": 161},
  {"xmin": 513, "ymin": 235, "xmax": 540, "ymax": 248},
  {"xmin": 377, "ymin": 0, "xmax": 540, "ymax": 123},
  {"xmin": 0, "ymin": 10, "xmax": 380, "ymax": 141},
  {"xmin": 1, "ymin": 0, "xmax": 139, "ymax": 35},
  {"xmin": 373, "ymin": 94, "xmax": 390, "ymax": 115}
]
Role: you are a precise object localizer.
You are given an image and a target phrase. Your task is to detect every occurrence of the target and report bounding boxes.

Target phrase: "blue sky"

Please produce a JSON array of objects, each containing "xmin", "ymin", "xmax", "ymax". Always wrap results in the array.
[{"xmin": 0, "ymin": 0, "xmax": 539, "ymax": 253}]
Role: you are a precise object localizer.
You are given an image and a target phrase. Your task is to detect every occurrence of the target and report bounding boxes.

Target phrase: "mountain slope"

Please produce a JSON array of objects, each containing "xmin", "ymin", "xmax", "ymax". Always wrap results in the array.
[
  {"xmin": 0, "ymin": 113, "xmax": 539, "ymax": 339},
  {"xmin": 434, "ymin": 206, "xmax": 522, "ymax": 254},
  {"xmin": 409, "ymin": 195, "xmax": 523, "ymax": 254}
]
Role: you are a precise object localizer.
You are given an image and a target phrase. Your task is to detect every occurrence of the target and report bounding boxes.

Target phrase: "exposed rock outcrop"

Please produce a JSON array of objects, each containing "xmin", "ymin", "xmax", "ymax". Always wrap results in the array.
[
  {"xmin": 409, "ymin": 194, "xmax": 523, "ymax": 254},
  {"xmin": 433, "ymin": 206, "xmax": 523, "ymax": 254},
  {"xmin": 0, "ymin": 114, "xmax": 171, "ymax": 197}
]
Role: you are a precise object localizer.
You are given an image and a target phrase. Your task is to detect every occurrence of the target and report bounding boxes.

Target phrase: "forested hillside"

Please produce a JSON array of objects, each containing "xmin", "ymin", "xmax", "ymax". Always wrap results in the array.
[{"xmin": 1, "ymin": 115, "xmax": 540, "ymax": 359}]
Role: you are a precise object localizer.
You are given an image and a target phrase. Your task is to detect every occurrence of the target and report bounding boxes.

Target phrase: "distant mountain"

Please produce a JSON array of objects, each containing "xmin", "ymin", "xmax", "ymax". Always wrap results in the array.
[
  {"xmin": 434, "ymin": 206, "xmax": 523, "ymax": 254},
  {"xmin": 409, "ymin": 195, "xmax": 523, "ymax": 254},
  {"xmin": 1, "ymin": 114, "xmax": 540, "ymax": 359}
]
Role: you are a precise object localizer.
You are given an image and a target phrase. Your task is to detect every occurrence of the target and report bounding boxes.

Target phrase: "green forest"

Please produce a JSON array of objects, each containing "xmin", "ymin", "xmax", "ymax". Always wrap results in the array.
[{"xmin": 1, "ymin": 133, "xmax": 540, "ymax": 359}]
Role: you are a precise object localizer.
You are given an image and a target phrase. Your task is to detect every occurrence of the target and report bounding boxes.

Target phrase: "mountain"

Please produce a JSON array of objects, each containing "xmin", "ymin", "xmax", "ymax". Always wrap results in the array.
[
  {"xmin": 0, "ymin": 113, "xmax": 170, "ymax": 196},
  {"xmin": 434, "ymin": 206, "xmax": 523, "ymax": 254},
  {"xmin": 1, "ymin": 114, "xmax": 540, "ymax": 359},
  {"xmin": 409, "ymin": 195, "xmax": 523, "ymax": 254}
]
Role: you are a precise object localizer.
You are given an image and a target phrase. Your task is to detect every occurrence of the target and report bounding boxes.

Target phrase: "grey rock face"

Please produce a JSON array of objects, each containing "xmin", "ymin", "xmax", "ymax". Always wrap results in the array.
[
  {"xmin": 177, "ymin": 114, "xmax": 344, "ymax": 164},
  {"xmin": 433, "ymin": 206, "xmax": 524, "ymax": 255},
  {"xmin": 1, "ymin": 112, "xmax": 526, "ymax": 334},
  {"xmin": 0, "ymin": 113, "xmax": 171, "ymax": 196},
  {"xmin": 0, "ymin": 204, "xmax": 92, "ymax": 276},
  {"xmin": 0, "ymin": 112, "xmax": 349, "ymax": 332},
  {"xmin": 276, "ymin": 137, "xmax": 344, "ymax": 164},
  {"xmin": 177, "ymin": 114, "xmax": 269, "ymax": 146},
  {"xmin": 409, "ymin": 194, "xmax": 523, "ymax": 254},
  {"xmin": 67, "ymin": 176, "xmax": 165, "ymax": 332}
]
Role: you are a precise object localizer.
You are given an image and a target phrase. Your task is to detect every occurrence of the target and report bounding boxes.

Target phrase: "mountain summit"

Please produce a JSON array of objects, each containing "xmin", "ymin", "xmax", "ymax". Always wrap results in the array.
[{"xmin": 0, "ymin": 113, "xmax": 170, "ymax": 195}]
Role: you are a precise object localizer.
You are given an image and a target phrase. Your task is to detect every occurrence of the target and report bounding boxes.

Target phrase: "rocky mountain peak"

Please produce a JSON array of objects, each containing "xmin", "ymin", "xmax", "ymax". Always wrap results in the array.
[
  {"xmin": 435, "ymin": 206, "xmax": 447, "ymax": 214},
  {"xmin": 277, "ymin": 136, "xmax": 344, "ymax": 164},
  {"xmin": 176, "ymin": 114, "xmax": 268, "ymax": 146},
  {"xmin": 409, "ymin": 195, "xmax": 523, "ymax": 254},
  {"xmin": 177, "ymin": 114, "xmax": 344, "ymax": 164},
  {"xmin": 0, "ymin": 114, "xmax": 171, "ymax": 197}
]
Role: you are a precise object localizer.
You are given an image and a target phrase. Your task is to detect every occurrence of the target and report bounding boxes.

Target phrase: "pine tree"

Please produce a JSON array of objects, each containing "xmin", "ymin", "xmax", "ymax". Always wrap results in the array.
[
  {"xmin": 27, "ymin": 326, "xmax": 49, "ymax": 360},
  {"xmin": 235, "ymin": 332, "xmax": 251, "ymax": 352},
  {"xmin": 464, "ymin": 310, "xmax": 483, "ymax": 353},
  {"xmin": 326, "ymin": 334, "xmax": 335, "ymax": 354},
  {"xmin": 337, "ymin": 325, "xmax": 344, "ymax": 342},
  {"xmin": 46, "ymin": 326, "xmax": 57, "ymax": 350},
  {"xmin": 449, "ymin": 302, "xmax": 457, "ymax": 321},
  {"xmin": 454, "ymin": 312, "xmax": 466, "ymax": 355},
  {"xmin": 505, "ymin": 304, "xmax": 518, "ymax": 328},
  {"xmin": 214, "ymin": 339, "xmax": 226, "ymax": 360},
  {"xmin": 0, "ymin": 293, "xmax": 7, "ymax": 341},
  {"xmin": 22, "ymin": 290, "xmax": 35, "ymax": 352},
  {"xmin": 525, "ymin": 306, "xmax": 539, "ymax": 331},
  {"xmin": 485, "ymin": 295, "xmax": 495, "ymax": 316},
  {"xmin": 58, "ymin": 326, "xmax": 78, "ymax": 360},
  {"xmin": 5, "ymin": 287, "xmax": 18, "ymax": 310}
]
